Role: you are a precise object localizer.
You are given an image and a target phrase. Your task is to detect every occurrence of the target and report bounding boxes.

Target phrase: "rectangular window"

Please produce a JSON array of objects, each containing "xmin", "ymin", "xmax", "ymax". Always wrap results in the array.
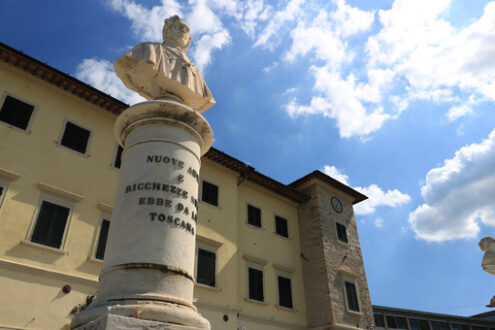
[
  {"xmin": 336, "ymin": 222, "xmax": 348, "ymax": 243},
  {"xmin": 374, "ymin": 314, "xmax": 386, "ymax": 328},
  {"xmin": 410, "ymin": 318, "xmax": 431, "ymax": 330},
  {"xmin": 277, "ymin": 275, "xmax": 293, "ymax": 308},
  {"xmin": 31, "ymin": 201, "xmax": 70, "ymax": 249},
  {"xmin": 386, "ymin": 316, "xmax": 408, "ymax": 329},
  {"xmin": 60, "ymin": 121, "xmax": 90, "ymax": 154},
  {"xmin": 0, "ymin": 95, "xmax": 34, "ymax": 130},
  {"xmin": 247, "ymin": 205, "xmax": 261, "ymax": 228},
  {"xmin": 344, "ymin": 281, "xmax": 359, "ymax": 312},
  {"xmin": 0, "ymin": 184, "xmax": 6, "ymax": 209},
  {"xmin": 95, "ymin": 219, "xmax": 110, "ymax": 260},
  {"xmin": 452, "ymin": 324, "xmax": 469, "ymax": 330},
  {"xmin": 275, "ymin": 216, "xmax": 288, "ymax": 238},
  {"xmin": 114, "ymin": 145, "xmax": 123, "ymax": 169},
  {"xmin": 248, "ymin": 267, "xmax": 264, "ymax": 301},
  {"xmin": 201, "ymin": 181, "xmax": 218, "ymax": 206},
  {"xmin": 431, "ymin": 321, "xmax": 450, "ymax": 330},
  {"xmin": 197, "ymin": 248, "xmax": 216, "ymax": 287}
]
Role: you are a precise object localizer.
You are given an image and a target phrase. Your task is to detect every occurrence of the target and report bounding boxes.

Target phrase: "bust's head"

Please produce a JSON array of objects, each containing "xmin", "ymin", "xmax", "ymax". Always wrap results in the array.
[
  {"xmin": 480, "ymin": 236, "xmax": 495, "ymax": 251},
  {"xmin": 163, "ymin": 15, "xmax": 192, "ymax": 51}
]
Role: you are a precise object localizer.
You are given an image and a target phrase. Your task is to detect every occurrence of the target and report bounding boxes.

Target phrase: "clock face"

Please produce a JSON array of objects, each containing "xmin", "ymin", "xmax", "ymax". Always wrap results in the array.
[{"xmin": 331, "ymin": 197, "xmax": 343, "ymax": 213}]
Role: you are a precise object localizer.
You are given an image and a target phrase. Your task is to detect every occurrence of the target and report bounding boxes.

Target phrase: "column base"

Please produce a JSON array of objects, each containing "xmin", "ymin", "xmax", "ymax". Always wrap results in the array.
[
  {"xmin": 73, "ymin": 313, "xmax": 201, "ymax": 330},
  {"xmin": 71, "ymin": 300, "xmax": 210, "ymax": 330}
]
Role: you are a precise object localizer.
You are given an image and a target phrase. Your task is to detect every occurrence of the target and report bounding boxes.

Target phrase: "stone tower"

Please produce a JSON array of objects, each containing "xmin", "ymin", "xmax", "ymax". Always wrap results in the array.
[{"xmin": 291, "ymin": 171, "xmax": 374, "ymax": 330}]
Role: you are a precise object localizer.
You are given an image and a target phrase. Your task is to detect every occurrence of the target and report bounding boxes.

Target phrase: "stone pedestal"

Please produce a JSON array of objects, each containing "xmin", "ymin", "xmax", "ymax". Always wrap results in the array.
[{"xmin": 71, "ymin": 99, "xmax": 212, "ymax": 329}]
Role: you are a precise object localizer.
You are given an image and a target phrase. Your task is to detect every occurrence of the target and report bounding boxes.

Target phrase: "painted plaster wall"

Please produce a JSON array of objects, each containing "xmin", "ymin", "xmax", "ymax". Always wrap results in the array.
[{"xmin": 0, "ymin": 63, "xmax": 312, "ymax": 329}]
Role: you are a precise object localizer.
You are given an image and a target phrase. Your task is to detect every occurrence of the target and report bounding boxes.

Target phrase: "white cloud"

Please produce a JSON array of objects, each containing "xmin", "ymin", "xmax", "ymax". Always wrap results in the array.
[
  {"xmin": 191, "ymin": 30, "xmax": 231, "ymax": 72},
  {"xmin": 321, "ymin": 165, "xmax": 410, "ymax": 216},
  {"xmin": 263, "ymin": 61, "xmax": 279, "ymax": 73},
  {"xmin": 107, "ymin": 0, "xmax": 231, "ymax": 71},
  {"xmin": 254, "ymin": 0, "xmax": 305, "ymax": 49},
  {"xmin": 286, "ymin": 67, "xmax": 391, "ymax": 138},
  {"xmin": 447, "ymin": 104, "xmax": 473, "ymax": 122},
  {"xmin": 75, "ymin": 58, "xmax": 145, "ymax": 105},
  {"xmin": 331, "ymin": 0, "xmax": 375, "ymax": 37},
  {"xmin": 354, "ymin": 184, "xmax": 411, "ymax": 215},
  {"xmin": 278, "ymin": 0, "xmax": 495, "ymax": 138},
  {"xmin": 409, "ymin": 129, "xmax": 495, "ymax": 242},
  {"xmin": 375, "ymin": 218, "xmax": 384, "ymax": 228},
  {"xmin": 108, "ymin": 0, "xmax": 182, "ymax": 41},
  {"xmin": 322, "ymin": 165, "xmax": 349, "ymax": 184}
]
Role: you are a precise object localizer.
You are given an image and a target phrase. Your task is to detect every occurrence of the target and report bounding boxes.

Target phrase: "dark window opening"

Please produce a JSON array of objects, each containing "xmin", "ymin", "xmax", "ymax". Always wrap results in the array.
[
  {"xmin": 452, "ymin": 324, "xmax": 469, "ymax": 330},
  {"xmin": 60, "ymin": 121, "xmax": 90, "ymax": 154},
  {"xmin": 344, "ymin": 281, "xmax": 359, "ymax": 312},
  {"xmin": 114, "ymin": 146, "xmax": 123, "ymax": 169},
  {"xmin": 201, "ymin": 181, "xmax": 218, "ymax": 206},
  {"xmin": 0, "ymin": 95, "xmax": 34, "ymax": 130},
  {"xmin": 336, "ymin": 222, "xmax": 348, "ymax": 243},
  {"xmin": 0, "ymin": 186, "xmax": 3, "ymax": 198},
  {"xmin": 275, "ymin": 216, "xmax": 288, "ymax": 238},
  {"xmin": 277, "ymin": 275, "xmax": 293, "ymax": 308},
  {"xmin": 374, "ymin": 314, "xmax": 386, "ymax": 328},
  {"xmin": 386, "ymin": 316, "xmax": 408, "ymax": 329},
  {"xmin": 248, "ymin": 267, "xmax": 263, "ymax": 301},
  {"xmin": 95, "ymin": 219, "xmax": 110, "ymax": 260},
  {"xmin": 197, "ymin": 248, "xmax": 216, "ymax": 287},
  {"xmin": 431, "ymin": 321, "xmax": 450, "ymax": 330},
  {"xmin": 247, "ymin": 205, "xmax": 261, "ymax": 228},
  {"xmin": 410, "ymin": 318, "xmax": 431, "ymax": 330},
  {"xmin": 31, "ymin": 201, "xmax": 70, "ymax": 249}
]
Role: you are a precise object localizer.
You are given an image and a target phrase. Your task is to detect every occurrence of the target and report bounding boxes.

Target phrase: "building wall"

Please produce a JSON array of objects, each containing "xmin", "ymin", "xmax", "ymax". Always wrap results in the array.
[
  {"xmin": 296, "ymin": 179, "xmax": 374, "ymax": 329},
  {"xmin": 0, "ymin": 48, "xmax": 372, "ymax": 330}
]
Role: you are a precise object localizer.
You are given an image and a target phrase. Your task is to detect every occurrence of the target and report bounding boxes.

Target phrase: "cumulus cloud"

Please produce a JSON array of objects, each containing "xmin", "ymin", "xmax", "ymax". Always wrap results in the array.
[
  {"xmin": 278, "ymin": 0, "xmax": 495, "ymax": 138},
  {"xmin": 375, "ymin": 218, "xmax": 384, "ymax": 228},
  {"xmin": 354, "ymin": 184, "xmax": 411, "ymax": 215},
  {"xmin": 75, "ymin": 58, "xmax": 145, "ymax": 105},
  {"xmin": 409, "ymin": 129, "xmax": 495, "ymax": 242},
  {"xmin": 367, "ymin": 0, "xmax": 495, "ymax": 109},
  {"xmin": 254, "ymin": 0, "xmax": 305, "ymax": 49},
  {"xmin": 107, "ymin": 0, "xmax": 231, "ymax": 71},
  {"xmin": 322, "ymin": 165, "xmax": 349, "ymax": 184},
  {"xmin": 322, "ymin": 165, "xmax": 410, "ymax": 217}
]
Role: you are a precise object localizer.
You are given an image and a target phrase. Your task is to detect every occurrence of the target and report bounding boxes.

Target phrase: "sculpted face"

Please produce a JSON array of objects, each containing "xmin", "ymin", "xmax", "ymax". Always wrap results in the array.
[
  {"xmin": 480, "ymin": 237, "xmax": 495, "ymax": 251},
  {"xmin": 164, "ymin": 18, "xmax": 191, "ymax": 49}
]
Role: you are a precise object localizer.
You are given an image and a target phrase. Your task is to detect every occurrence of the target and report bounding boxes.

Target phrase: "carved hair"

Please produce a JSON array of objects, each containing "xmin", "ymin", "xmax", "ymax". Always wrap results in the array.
[
  {"xmin": 162, "ymin": 15, "xmax": 193, "ymax": 51},
  {"xmin": 479, "ymin": 236, "xmax": 495, "ymax": 251}
]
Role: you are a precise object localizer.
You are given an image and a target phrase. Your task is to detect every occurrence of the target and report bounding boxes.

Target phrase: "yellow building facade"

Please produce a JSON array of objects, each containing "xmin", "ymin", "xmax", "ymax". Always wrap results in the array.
[{"xmin": 0, "ymin": 42, "xmax": 373, "ymax": 330}]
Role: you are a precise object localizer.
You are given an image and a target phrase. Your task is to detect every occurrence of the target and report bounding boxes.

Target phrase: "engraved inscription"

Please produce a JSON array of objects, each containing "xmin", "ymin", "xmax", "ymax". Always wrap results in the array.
[
  {"xmin": 146, "ymin": 155, "xmax": 184, "ymax": 168},
  {"xmin": 125, "ymin": 182, "xmax": 188, "ymax": 199}
]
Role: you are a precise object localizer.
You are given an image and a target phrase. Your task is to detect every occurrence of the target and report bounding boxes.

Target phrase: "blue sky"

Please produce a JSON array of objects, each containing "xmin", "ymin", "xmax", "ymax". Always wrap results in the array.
[{"xmin": 2, "ymin": 0, "xmax": 495, "ymax": 316}]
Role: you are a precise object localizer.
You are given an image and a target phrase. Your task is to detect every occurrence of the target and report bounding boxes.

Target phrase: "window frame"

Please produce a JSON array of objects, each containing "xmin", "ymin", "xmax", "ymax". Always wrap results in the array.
[
  {"xmin": 336, "ymin": 221, "xmax": 348, "ymax": 244},
  {"xmin": 0, "ymin": 92, "xmax": 37, "ymax": 134},
  {"xmin": 26, "ymin": 193, "xmax": 75, "ymax": 252},
  {"xmin": 274, "ymin": 215, "xmax": 289, "ymax": 238},
  {"xmin": 57, "ymin": 119, "xmax": 92, "ymax": 156},
  {"xmin": 0, "ymin": 177, "xmax": 11, "ymax": 210},
  {"xmin": 247, "ymin": 203, "xmax": 262, "ymax": 229},
  {"xmin": 194, "ymin": 236, "xmax": 222, "ymax": 290},
  {"xmin": 91, "ymin": 215, "xmax": 111, "ymax": 262},
  {"xmin": 200, "ymin": 180, "xmax": 219, "ymax": 207},
  {"xmin": 113, "ymin": 144, "xmax": 123, "ymax": 169},
  {"xmin": 342, "ymin": 277, "xmax": 361, "ymax": 314},
  {"xmin": 195, "ymin": 244, "xmax": 217, "ymax": 288},
  {"xmin": 276, "ymin": 272, "xmax": 294, "ymax": 309},
  {"xmin": 247, "ymin": 264, "xmax": 265, "ymax": 302},
  {"xmin": 243, "ymin": 255, "xmax": 268, "ymax": 304}
]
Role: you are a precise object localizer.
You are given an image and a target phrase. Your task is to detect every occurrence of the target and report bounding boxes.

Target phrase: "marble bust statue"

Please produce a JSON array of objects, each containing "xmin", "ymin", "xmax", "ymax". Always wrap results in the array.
[
  {"xmin": 114, "ymin": 15, "xmax": 215, "ymax": 112},
  {"xmin": 479, "ymin": 236, "xmax": 495, "ymax": 276}
]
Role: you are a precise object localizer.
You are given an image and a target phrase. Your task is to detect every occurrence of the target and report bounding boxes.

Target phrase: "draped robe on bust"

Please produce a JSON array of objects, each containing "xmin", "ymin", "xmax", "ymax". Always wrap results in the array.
[{"xmin": 114, "ymin": 42, "xmax": 215, "ymax": 113}]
